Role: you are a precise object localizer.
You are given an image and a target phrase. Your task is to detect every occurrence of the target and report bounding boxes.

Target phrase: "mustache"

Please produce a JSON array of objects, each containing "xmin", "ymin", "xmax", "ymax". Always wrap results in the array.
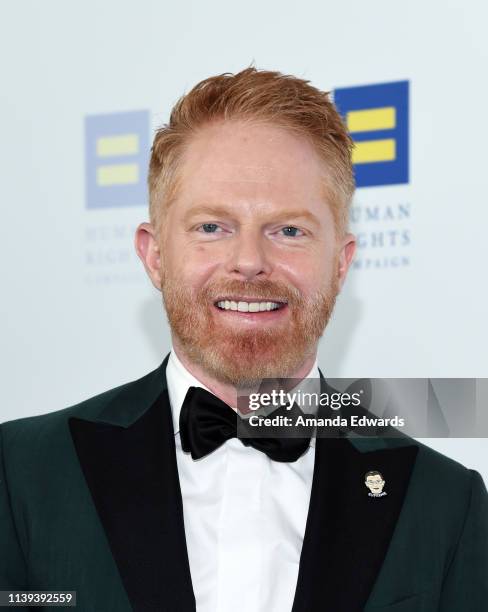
[{"xmin": 200, "ymin": 279, "xmax": 303, "ymax": 304}]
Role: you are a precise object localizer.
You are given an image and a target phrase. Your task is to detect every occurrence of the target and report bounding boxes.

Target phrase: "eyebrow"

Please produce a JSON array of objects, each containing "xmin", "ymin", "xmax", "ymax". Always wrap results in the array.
[{"xmin": 183, "ymin": 204, "xmax": 321, "ymax": 227}]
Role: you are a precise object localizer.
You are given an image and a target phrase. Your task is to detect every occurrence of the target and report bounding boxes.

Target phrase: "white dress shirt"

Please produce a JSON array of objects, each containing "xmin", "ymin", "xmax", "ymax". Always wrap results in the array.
[{"xmin": 166, "ymin": 348, "xmax": 319, "ymax": 612}]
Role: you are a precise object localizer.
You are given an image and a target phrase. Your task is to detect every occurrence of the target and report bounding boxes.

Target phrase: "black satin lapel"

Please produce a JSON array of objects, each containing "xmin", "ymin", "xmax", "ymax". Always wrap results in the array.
[
  {"xmin": 69, "ymin": 391, "xmax": 195, "ymax": 612},
  {"xmin": 292, "ymin": 437, "xmax": 418, "ymax": 612}
]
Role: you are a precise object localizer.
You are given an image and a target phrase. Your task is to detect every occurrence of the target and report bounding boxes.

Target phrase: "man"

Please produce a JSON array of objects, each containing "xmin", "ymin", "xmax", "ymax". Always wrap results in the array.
[{"xmin": 1, "ymin": 68, "xmax": 487, "ymax": 611}]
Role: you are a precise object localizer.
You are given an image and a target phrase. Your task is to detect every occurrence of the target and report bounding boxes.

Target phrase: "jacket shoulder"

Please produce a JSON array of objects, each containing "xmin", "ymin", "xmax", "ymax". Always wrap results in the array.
[
  {"xmin": 381, "ymin": 433, "xmax": 477, "ymax": 479},
  {"xmin": 0, "ymin": 364, "xmax": 165, "ymax": 451},
  {"xmin": 404, "ymin": 438, "xmax": 486, "ymax": 527},
  {"xmin": 373, "ymin": 434, "xmax": 485, "ymax": 520},
  {"xmin": 414, "ymin": 438, "xmax": 478, "ymax": 483}
]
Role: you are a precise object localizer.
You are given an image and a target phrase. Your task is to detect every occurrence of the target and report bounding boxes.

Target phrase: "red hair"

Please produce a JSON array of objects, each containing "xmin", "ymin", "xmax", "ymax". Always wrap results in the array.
[{"xmin": 149, "ymin": 67, "xmax": 355, "ymax": 235}]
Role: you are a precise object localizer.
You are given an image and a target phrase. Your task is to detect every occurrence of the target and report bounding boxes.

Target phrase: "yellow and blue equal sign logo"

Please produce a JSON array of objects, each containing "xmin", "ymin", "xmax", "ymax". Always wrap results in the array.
[
  {"xmin": 333, "ymin": 81, "xmax": 409, "ymax": 188},
  {"xmin": 85, "ymin": 110, "xmax": 150, "ymax": 208}
]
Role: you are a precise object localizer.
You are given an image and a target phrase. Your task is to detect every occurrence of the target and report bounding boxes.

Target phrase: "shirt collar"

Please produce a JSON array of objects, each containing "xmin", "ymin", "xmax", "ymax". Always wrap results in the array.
[{"xmin": 166, "ymin": 348, "xmax": 320, "ymax": 445}]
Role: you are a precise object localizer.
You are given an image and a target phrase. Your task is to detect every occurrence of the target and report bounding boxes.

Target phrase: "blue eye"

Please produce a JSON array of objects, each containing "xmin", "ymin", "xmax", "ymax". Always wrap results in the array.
[
  {"xmin": 200, "ymin": 223, "xmax": 219, "ymax": 233},
  {"xmin": 281, "ymin": 226, "xmax": 301, "ymax": 237}
]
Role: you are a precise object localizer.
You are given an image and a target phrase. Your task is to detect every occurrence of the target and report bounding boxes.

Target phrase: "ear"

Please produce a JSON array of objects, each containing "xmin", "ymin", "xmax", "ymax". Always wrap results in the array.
[
  {"xmin": 337, "ymin": 232, "xmax": 356, "ymax": 291},
  {"xmin": 134, "ymin": 222, "xmax": 163, "ymax": 291}
]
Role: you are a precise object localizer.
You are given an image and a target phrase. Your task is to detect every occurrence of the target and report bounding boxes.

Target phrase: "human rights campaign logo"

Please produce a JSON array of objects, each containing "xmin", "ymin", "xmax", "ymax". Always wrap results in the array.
[
  {"xmin": 85, "ymin": 110, "xmax": 150, "ymax": 209},
  {"xmin": 334, "ymin": 81, "xmax": 409, "ymax": 188}
]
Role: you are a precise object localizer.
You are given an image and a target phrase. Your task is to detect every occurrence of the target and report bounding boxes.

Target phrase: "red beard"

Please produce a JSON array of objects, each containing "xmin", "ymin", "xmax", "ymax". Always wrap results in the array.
[{"xmin": 161, "ymin": 272, "xmax": 339, "ymax": 388}]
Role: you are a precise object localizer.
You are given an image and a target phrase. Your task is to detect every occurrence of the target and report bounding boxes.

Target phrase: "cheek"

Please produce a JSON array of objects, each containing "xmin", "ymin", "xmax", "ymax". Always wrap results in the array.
[
  {"xmin": 176, "ymin": 247, "xmax": 219, "ymax": 287},
  {"xmin": 164, "ymin": 234, "xmax": 219, "ymax": 278},
  {"xmin": 277, "ymin": 248, "xmax": 336, "ymax": 291}
]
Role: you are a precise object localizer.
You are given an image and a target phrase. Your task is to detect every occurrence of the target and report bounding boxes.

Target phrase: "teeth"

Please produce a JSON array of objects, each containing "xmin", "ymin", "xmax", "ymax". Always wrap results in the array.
[{"xmin": 216, "ymin": 300, "xmax": 282, "ymax": 312}]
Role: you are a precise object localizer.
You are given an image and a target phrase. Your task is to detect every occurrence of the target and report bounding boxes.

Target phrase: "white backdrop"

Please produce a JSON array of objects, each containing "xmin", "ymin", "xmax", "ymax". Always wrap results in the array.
[{"xmin": 1, "ymin": 0, "xmax": 487, "ymax": 482}]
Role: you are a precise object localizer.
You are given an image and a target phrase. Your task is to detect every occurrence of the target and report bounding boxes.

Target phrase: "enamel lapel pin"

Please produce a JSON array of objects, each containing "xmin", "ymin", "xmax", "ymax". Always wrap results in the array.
[{"xmin": 365, "ymin": 470, "xmax": 388, "ymax": 498}]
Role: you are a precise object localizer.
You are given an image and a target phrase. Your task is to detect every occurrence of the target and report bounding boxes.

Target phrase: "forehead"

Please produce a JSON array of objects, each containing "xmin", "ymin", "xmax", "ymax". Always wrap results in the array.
[
  {"xmin": 366, "ymin": 475, "xmax": 382, "ymax": 480},
  {"xmin": 175, "ymin": 120, "xmax": 328, "ymax": 208}
]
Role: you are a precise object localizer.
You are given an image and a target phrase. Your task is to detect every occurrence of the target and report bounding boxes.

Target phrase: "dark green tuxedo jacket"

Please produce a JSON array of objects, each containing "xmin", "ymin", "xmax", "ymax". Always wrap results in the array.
[{"xmin": 1, "ymin": 354, "xmax": 487, "ymax": 611}]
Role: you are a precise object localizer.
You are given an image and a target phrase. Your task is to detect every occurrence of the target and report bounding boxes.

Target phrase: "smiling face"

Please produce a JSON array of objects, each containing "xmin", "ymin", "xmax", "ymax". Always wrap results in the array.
[{"xmin": 138, "ymin": 119, "xmax": 355, "ymax": 387}]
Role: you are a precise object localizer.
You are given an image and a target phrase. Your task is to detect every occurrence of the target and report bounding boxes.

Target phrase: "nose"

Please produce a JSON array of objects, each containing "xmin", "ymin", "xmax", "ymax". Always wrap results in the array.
[{"xmin": 225, "ymin": 228, "xmax": 272, "ymax": 280}]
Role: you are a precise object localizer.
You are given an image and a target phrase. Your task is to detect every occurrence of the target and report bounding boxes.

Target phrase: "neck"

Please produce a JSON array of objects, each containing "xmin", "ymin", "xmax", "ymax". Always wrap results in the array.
[{"xmin": 172, "ymin": 338, "xmax": 318, "ymax": 410}]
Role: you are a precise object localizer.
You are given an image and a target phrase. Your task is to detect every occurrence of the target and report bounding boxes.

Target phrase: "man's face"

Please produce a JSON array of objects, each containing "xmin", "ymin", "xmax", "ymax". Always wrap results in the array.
[
  {"xmin": 140, "ymin": 120, "xmax": 355, "ymax": 387},
  {"xmin": 366, "ymin": 475, "xmax": 385, "ymax": 494}
]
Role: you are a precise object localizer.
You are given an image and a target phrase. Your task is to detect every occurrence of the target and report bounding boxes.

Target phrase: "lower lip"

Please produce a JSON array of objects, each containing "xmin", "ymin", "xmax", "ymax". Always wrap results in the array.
[{"xmin": 213, "ymin": 303, "xmax": 289, "ymax": 324}]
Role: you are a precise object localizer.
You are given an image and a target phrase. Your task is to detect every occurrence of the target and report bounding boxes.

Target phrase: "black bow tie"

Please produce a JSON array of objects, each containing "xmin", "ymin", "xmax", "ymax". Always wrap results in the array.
[{"xmin": 179, "ymin": 386, "xmax": 312, "ymax": 462}]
